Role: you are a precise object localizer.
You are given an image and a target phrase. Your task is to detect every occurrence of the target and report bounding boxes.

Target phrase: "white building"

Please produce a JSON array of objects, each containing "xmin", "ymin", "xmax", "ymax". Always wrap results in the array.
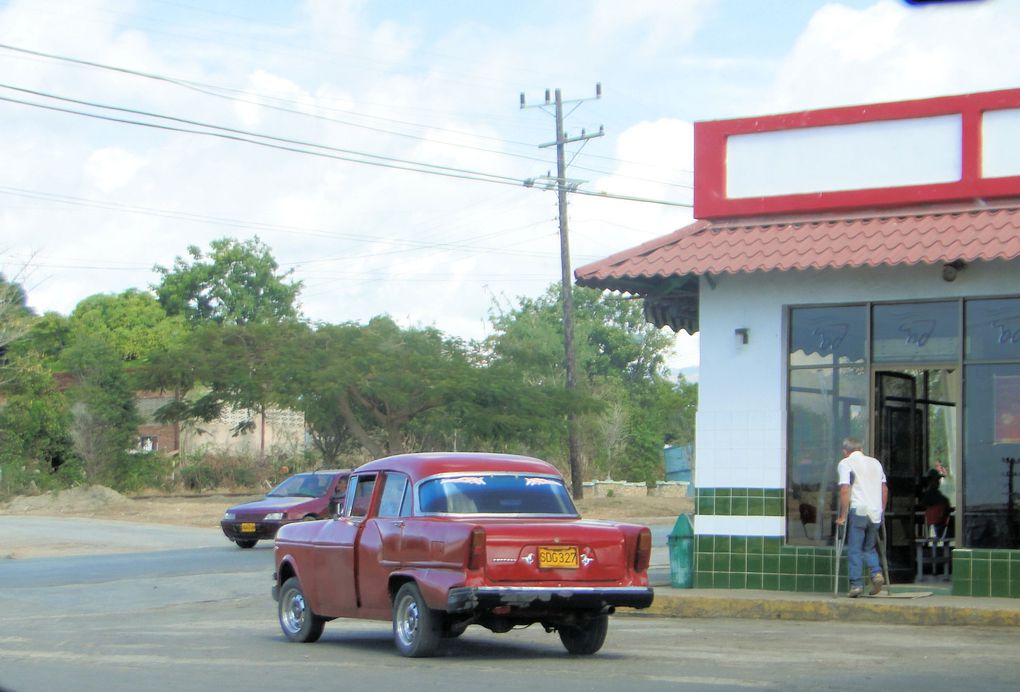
[{"xmin": 577, "ymin": 89, "xmax": 1020, "ymax": 598}]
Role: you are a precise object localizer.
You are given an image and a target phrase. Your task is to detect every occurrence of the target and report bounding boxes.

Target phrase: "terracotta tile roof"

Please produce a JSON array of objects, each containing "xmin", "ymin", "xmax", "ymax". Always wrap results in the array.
[{"xmin": 575, "ymin": 202, "xmax": 1020, "ymax": 293}]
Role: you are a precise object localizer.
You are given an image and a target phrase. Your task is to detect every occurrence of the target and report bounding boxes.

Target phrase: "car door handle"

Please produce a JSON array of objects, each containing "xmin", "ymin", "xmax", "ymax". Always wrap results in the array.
[{"xmin": 392, "ymin": 521, "xmax": 405, "ymax": 528}]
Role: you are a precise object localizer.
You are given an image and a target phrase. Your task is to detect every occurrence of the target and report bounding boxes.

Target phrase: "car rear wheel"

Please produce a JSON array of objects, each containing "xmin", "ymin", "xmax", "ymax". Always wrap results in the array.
[
  {"xmin": 392, "ymin": 582, "xmax": 440, "ymax": 657},
  {"xmin": 234, "ymin": 539, "xmax": 258, "ymax": 549},
  {"xmin": 278, "ymin": 577, "xmax": 325, "ymax": 643},
  {"xmin": 558, "ymin": 614, "xmax": 608, "ymax": 655}
]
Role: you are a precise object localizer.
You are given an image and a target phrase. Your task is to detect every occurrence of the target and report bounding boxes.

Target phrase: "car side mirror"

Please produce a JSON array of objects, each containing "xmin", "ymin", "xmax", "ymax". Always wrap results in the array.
[{"xmin": 330, "ymin": 493, "xmax": 345, "ymax": 518}]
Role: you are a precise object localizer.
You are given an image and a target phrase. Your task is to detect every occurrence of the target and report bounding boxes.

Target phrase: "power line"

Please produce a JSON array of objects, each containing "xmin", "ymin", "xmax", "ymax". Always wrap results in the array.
[
  {"xmin": 0, "ymin": 42, "xmax": 694, "ymax": 190},
  {"xmin": 0, "ymin": 185, "xmax": 555, "ymax": 260}
]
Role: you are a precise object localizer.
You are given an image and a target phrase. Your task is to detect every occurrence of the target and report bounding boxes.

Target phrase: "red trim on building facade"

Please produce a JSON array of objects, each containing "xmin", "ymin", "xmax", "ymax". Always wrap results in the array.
[{"xmin": 694, "ymin": 88, "xmax": 1020, "ymax": 220}]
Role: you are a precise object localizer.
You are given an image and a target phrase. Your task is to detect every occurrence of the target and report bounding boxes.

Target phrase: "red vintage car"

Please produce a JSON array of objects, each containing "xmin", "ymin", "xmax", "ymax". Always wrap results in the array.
[{"xmin": 271, "ymin": 452, "xmax": 654, "ymax": 657}]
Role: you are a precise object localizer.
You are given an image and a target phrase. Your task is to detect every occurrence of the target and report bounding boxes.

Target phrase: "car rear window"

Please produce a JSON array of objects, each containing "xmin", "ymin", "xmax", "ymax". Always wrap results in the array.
[{"xmin": 417, "ymin": 474, "xmax": 578, "ymax": 516}]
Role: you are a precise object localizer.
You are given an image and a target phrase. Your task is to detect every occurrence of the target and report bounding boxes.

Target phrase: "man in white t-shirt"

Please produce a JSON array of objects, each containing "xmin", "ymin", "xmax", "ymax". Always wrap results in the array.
[{"xmin": 835, "ymin": 437, "xmax": 888, "ymax": 597}]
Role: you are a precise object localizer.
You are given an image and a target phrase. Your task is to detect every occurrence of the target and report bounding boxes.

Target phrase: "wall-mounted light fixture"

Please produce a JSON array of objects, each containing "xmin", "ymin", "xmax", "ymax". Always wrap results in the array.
[
  {"xmin": 941, "ymin": 259, "xmax": 966, "ymax": 282},
  {"xmin": 734, "ymin": 328, "xmax": 749, "ymax": 346}
]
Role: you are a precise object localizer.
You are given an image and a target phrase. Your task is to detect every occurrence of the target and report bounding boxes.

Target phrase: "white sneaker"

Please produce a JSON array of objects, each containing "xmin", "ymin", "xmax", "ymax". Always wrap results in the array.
[{"xmin": 870, "ymin": 573, "xmax": 885, "ymax": 595}]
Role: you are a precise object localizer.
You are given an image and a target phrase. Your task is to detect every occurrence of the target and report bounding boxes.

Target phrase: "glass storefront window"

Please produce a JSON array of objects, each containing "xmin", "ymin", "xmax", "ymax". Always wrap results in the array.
[
  {"xmin": 789, "ymin": 306, "xmax": 867, "ymax": 367},
  {"xmin": 787, "ymin": 366, "xmax": 867, "ymax": 546},
  {"xmin": 873, "ymin": 301, "xmax": 959, "ymax": 363},
  {"xmin": 964, "ymin": 364, "xmax": 1020, "ymax": 549},
  {"xmin": 965, "ymin": 298, "xmax": 1020, "ymax": 362}
]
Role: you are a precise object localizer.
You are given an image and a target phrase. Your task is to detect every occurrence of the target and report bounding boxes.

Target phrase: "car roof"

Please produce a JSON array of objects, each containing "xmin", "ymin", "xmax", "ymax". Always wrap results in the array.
[{"xmin": 353, "ymin": 452, "xmax": 562, "ymax": 483}]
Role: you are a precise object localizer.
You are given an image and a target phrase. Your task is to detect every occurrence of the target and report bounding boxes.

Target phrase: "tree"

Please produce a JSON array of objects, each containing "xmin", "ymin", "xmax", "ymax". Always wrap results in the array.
[
  {"xmin": 154, "ymin": 324, "xmax": 297, "ymax": 455},
  {"xmin": 153, "ymin": 237, "xmax": 302, "ymax": 326},
  {"xmin": 0, "ymin": 354, "xmax": 76, "ymax": 493},
  {"xmin": 482, "ymin": 284, "xmax": 692, "ymax": 484},
  {"xmin": 0, "ymin": 272, "xmax": 34, "ymax": 385},
  {"xmin": 278, "ymin": 317, "xmax": 477, "ymax": 460},
  {"xmin": 70, "ymin": 289, "xmax": 186, "ymax": 362},
  {"xmin": 61, "ymin": 334, "xmax": 140, "ymax": 484}
]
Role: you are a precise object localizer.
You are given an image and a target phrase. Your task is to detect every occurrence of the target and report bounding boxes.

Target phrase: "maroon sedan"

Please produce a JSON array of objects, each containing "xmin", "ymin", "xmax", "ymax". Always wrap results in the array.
[
  {"xmin": 221, "ymin": 470, "xmax": 348, "ymax": 548},
  {"xmin": 272, "ymin": 453, "xmax": 653, "ymax": 656}
]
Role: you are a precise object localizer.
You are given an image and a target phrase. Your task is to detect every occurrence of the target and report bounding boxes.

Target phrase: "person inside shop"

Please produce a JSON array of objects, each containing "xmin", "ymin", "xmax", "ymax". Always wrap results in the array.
[{"xmin": 917, "ymin": 466, "xmax": 952, "ymax": 536}]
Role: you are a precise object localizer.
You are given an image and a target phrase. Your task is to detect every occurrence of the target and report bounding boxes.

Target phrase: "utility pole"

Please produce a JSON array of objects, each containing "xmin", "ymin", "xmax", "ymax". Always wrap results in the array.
[{"xmin": 521, "ymin": 85, "xmax": 604, "ymax": 499}]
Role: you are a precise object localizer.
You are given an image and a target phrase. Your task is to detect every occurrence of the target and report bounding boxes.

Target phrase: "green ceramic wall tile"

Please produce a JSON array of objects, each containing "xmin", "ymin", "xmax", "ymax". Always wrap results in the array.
[
  {"xmin": 731, "ymin": 497, "xmax": 749, "ymax": 515},
  {"xmin": 763, "ymin": 555, "xmax": 780, "ymax": 574},
  {"xmin": 713, "ymin": 554, "xmax": 729, "ymax": 572},
  {"xmin": 716, "ymin": 536, "xmax": 731, "ymax": 553},
  {"xmin": 780, "ymin": 554, "xmax": 797, "ymax": 574},
  {"xmin": 747, "ymin": 554, "xmax": 763, "ymax": 573},
  {"xmin": 952, "ymin": 579, "xmax": 972, "ymax": 596},
  {"xmin": 971, "ymin": 580, "xmax": 990, "ymax": 597},
  {"xmin": 954, "ymin": 556, "xmax": 972, "ymax": 580},
  {"xmin": 715, "ymin": 497, "xmax": 732, "ymax": 515},
  {"xmin": 763, "ymin": 538, "xmax": 781, "ymax": 554},
  {"xmin": 748, "ymin": 536, "xmax": 764, "ymax": 554},
  {"xmin": 779, "ymin": 574, "xmax": 796, "ymax": 591},
  {"xmin": 765, "ymin": 497, "xmax": 784, "ymax": 516},
  {"xmin": 972, "ymin": 560, "xmax": 990, "ymax": 584},
  {"xmin": 763, "ymin": 574, "xmax": 780, "ymax": 590},
  {"xmin": 990, "ymin": 580, "xmax": 1011, "ymax": 598},
  {"xmin": 731, "ymin": 555, "xmax": 747, "ymax": 573},
  {"xmin": 746, "ymin": 573, "xmax": 764, "ymax": 589},
  {"xmin": 747, "ymin": 497, "xmax": 765, "ymax": 515},
  {"xmin": 731, "ymin": 536, "xmax": 748, "ymax": 554}
]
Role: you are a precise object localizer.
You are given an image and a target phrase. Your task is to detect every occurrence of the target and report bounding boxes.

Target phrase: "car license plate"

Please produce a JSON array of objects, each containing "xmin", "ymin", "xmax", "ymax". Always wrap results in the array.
[
  {"xmin": 538, "ymin": 546, "xmax": 578, "ymax": 569},
  {"xmin": 240, "ymin": 522, "xmax": 256, "ymax": 533}
]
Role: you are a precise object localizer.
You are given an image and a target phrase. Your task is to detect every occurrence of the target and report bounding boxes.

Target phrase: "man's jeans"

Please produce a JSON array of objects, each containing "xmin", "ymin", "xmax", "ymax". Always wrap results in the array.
[{"xmin": 847, "ymin": 513, "xmax": 881, "ymax": 587}]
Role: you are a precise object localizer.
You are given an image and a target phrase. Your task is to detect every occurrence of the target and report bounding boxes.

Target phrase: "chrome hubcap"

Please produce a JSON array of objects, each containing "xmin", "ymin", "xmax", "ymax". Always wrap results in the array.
[
  {"xmin": 397, "ymin": 596, "xmax": 419, "ymax": 645},
  {"xmin": 284, "ymin": 591, "xmax": 306, "ymax": 633}
]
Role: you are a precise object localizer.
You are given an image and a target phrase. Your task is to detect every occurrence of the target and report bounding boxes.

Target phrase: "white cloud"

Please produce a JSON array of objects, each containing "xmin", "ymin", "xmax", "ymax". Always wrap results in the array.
[
  {"xmin": 771, "ymin": 0, "xmax": 1020, "ymax": 111},
  {"xmin": 84, "ymin": 148, "xmax": 146, "ymax": 193}
]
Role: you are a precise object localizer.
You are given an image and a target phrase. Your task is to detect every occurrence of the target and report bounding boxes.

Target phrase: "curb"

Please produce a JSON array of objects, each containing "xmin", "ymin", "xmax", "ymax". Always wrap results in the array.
[{"xmin": 627, "ymin": 593, "xmax": 1020, "ymax": 627}]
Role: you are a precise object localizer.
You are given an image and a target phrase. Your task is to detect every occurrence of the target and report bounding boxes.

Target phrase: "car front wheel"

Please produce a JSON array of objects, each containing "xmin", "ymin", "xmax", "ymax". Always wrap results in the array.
[
  {"xmin": 278, "ymin": 577, "xmax": 325, "ymax": 643},
  {"xmin": 392, "ymin": 582, "xmax": 440, "ymax": 657},
  {"xmin": 235, "ymin": 539, "xmax": 258, "ymax": 549},
  {"xmin": 558, "ymin": 614, "xmax": 608, "ymax": 655}
]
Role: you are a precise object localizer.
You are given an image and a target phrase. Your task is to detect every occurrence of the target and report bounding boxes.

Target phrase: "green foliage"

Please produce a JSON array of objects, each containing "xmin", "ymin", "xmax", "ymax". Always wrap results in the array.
[
  {"xmin": 0, "ymin": 355, "xmax": 77, "ymax": 495},
  {"xmin": 61, "ymin": 334, "xmax": 141, "ymax": 483},
  {"xmin": 278, "ymin": 317, "xmax": 477, "ymax": 460},
  {"xmin": 1, "ymin": 273, "xmax": 35, "ymax": 388},
  {"xmin": 70, "ymin": 289, "xmax": 186, "ymax": 362},
  {"xmin": 153, "ymin": 237, "xmax": 302, "ymax": 326},
  {"xmin": 4, "ymin": 238, "xmax": 697, "ymax": 494},
  {"xmin": 12, "ymin": 312, "xmax": 71, "ymax": 367},
  {"xmin": 481, "ymin": 284, "xmax": 696, "ymax": 482}
]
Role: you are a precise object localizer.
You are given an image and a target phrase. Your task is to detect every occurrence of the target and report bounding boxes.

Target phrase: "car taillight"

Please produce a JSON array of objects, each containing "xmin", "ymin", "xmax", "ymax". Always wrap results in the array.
[
  {"xmin": 634, "ymin": 528, "xmax": 652, "ymax": 572},
  {"xmin": 467, "ymin": 526, "xmax": 486, "ymax": 570}
]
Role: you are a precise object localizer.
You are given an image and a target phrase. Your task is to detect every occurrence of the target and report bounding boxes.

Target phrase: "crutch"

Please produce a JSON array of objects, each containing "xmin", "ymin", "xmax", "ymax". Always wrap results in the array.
[
  {"xmin": 833, "ymin": 521, "xmax": 846, "ymax": 596},
  {"xmin": 875, "ymin": 521, "xmax": 891, "ymax": 595}
]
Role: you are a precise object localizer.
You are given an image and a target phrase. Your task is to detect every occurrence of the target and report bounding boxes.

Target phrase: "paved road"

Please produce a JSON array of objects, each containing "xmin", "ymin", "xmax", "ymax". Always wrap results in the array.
[{"xmin": 2, "ymin": 518, "xmax": 1017, "ymax": 691}]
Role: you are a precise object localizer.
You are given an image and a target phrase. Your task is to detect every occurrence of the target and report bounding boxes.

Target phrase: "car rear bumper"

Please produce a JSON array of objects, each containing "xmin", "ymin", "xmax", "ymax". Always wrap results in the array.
[
  {"xmin": 446, "ymin": 586, "xmax": 654, "ymax": 613},
  {"xmin": 220, "ymin": 520, "xmax": 284, "ymax": 541}
]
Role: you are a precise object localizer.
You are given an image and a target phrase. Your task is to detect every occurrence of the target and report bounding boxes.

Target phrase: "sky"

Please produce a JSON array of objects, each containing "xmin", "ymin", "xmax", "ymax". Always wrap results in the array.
[{"xmin": 3, "ymin": 0, "xmax": 1020, "ymax": 379}]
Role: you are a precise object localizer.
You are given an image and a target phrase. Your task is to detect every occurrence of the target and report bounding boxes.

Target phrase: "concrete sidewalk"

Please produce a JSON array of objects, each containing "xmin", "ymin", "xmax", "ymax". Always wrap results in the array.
[
  {"xmin": 642, "ymin": 534, "xmax": 1020, "ymax": 627},
  {"xmin": 639, "ymin": 580, "xmax": 1020, "ymax": 627}
]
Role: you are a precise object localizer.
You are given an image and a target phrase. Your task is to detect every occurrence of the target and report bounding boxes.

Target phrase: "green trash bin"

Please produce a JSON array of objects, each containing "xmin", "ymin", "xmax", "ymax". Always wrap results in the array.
[{"xmin": 668, "ymin": 513, "xmax": 694, "ymax": 588}]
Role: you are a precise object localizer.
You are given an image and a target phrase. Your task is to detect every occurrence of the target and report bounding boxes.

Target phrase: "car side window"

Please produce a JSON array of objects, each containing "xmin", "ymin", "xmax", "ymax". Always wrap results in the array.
[
  {"xmin": 344, "ymin": 474, "xmax": 377, "ymax": 519},
  {"xmin": 377, "ymin": 473, "xmax": 410, "ymax": 518}
]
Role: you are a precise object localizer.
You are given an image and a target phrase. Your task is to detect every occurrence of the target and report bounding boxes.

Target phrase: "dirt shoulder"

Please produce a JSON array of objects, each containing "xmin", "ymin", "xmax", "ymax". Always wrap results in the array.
[{"xmin": 2, "ymin": 485, "xmax": 693, "ymax": 529}]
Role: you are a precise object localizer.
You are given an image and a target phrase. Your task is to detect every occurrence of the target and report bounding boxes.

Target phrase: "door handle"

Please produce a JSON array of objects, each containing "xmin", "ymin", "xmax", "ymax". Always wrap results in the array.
[{"xmin": 392, "ymin": 520, "xmax": 405, "ymax": 528}]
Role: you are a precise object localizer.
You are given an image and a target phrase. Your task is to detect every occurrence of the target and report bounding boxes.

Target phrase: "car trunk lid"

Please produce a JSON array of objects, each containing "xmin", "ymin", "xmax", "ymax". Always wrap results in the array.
[{"xmin": 479, "ymin": 520, "xmax": 630, "ymax": 582}]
